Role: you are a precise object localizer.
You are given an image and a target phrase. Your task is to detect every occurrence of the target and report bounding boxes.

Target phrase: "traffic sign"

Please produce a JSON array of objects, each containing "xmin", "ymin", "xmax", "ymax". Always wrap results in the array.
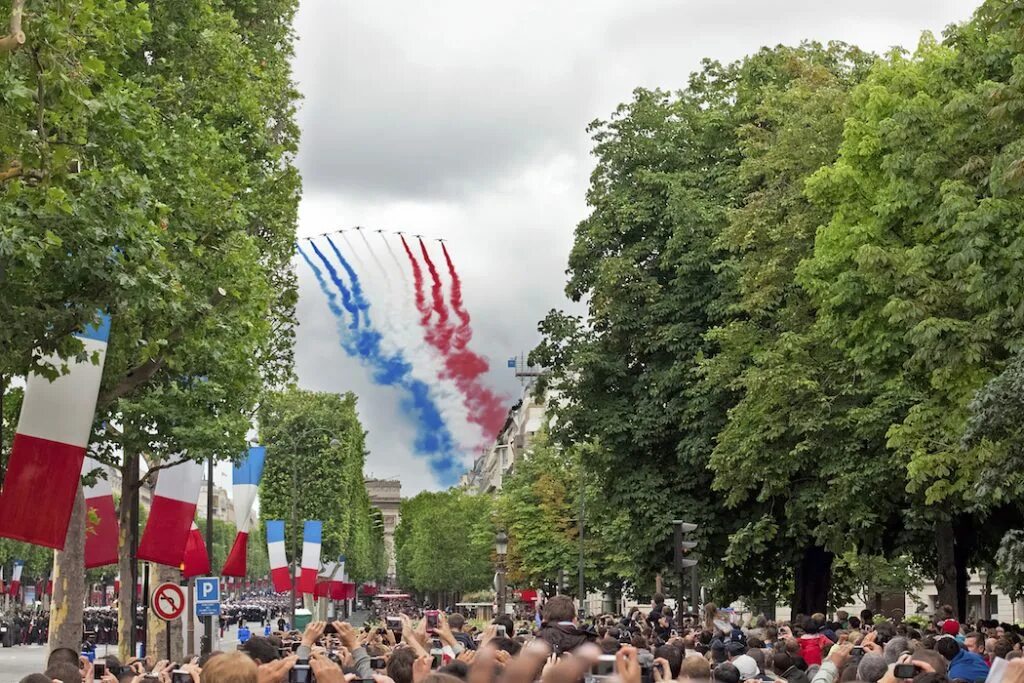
[
  {"xmin": 151, "ymin": 583, "xmax": 186, "ymax": 621},
  {"xmin": 195, "ymin": 577, "xmax": 220, "ymax": 603},
  {"xmin": 196, "ymin": 602, "xmax": 221, "ymax": 617}
]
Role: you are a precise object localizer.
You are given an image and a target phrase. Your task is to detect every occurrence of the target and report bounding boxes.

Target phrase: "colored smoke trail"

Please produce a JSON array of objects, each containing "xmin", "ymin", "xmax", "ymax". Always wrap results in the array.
[
  {"xmin": 380, "ymin": 233, "xmax": 408, "ymax": 282},
  {"xmin": 325, "ymin": 236, "xmax": 371, "ymax": 325},
  {"xmin": 299, "ymin": 242, "xmax": 463, "ymax": 484},
  {"xmin": 308, "ymin": 240, "xmax": 359, "ymax": 330},
  {"xmin": 418, "ymin": 239, "xmax": 455, "ymax": 351},
  {"xmin": 358, "ymin": 229, "xmax": 391, "ymax": 284},
  {"xmin": 441, "ymin": 244, "xmax": 472, "ymax": 350},
  {"xmin": 400, "ymin": 235, "xmax": 433, "ymax": 327}
]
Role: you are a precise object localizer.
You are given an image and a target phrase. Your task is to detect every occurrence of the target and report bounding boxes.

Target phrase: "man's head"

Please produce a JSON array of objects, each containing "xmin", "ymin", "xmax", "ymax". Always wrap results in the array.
[
  {"xmin": 44, "ymin": 664, "xmax": 81, "ymax": 683},
  {"xmin": 681, "ymin": 656, "xmax": 711, "ymax": 680},
  {"xmin": 910, "ymin": 648, "xmax": 948, "ymax": 676},
  {"xmin": 653, "ymin": 594, "xmax": 665, "ymax": 607},
  {"xmin": 965, "ymin": 632, "xmax": 985, "ymax": 655},
  {"xmin": 19, "ymin": 676, "xmax": 53, "ymax": 683},
  {"xmin": 239, "ymin": 636, "xmax": 280, "ymax": 664},
  {"xmin": 448, "ymin": 614, "xmax": 466, "ymax": 632},
  {"xmin": 837, "ymin": 611, "xmax": 849, "ymax": 623},
  {"xmin": 713, "ymin": 662, "xmax": 740, "ymax": 683},
  {"xmin": 543, "ymin": 595, "xmax": 577, "ymax": 624},
  {"xmin": 856, "ymin": 653, "xmax": 888, "ymax": 683},
  {"xmin": 936, "ymin": 637, "xmax": 961, "ymax": 662},
  {"xmin": 46, "ymin": 648, "xmax": 80, "ymax": 669},
  {"xmin": 994, "ymin": 638, "xmax": 1014, "ymax": 659},
  {"xmin": 772, "ymin": 651, "xmax": 793, "ymax": 675},
  {"xmin": 884, "ymin": 636, "xmax": 910, "ymax": 664},
  {"xmin": 388, "ymin": 647, "xmax": 418, "ymax": 683},
  {"xmin": 726, "ymin": 641, "xmax": 746, "ymax": 660},
  {"xmin": 200, "ymin": 651, "xmax": 257, "ymax": 683}
]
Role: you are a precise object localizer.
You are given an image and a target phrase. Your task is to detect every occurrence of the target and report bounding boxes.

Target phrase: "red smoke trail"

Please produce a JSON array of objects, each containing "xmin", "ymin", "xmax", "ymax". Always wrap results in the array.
[
  {"xmin": 400, "ymin": 236, "xmax": 432, "ymax": 328},
  {"xmin": 418, "ymin": 239, "xmax": 455, "ymax": 352},
  {"xmin": 441, "ymin": 244, "xmax": 472, "ymax": 350},
  {"xmin": 419, "ymin": 239, "xmax": 508, "ymax": 439}
]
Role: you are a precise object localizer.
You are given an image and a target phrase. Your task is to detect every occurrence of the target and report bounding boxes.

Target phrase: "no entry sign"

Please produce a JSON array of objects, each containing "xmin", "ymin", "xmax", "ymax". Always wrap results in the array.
[{"xmin": 151, "ymin": 582, "xmax": 186, "ymax": 621}]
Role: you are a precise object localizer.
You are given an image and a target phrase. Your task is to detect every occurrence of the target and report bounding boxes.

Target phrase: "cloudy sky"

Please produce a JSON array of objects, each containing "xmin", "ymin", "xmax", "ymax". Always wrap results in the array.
[{"xmin": 287, "ymin": 0, "xmax": 981, "ymax": 496}]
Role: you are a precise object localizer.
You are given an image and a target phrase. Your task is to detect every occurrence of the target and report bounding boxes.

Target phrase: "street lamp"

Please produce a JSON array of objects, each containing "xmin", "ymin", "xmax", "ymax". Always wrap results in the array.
[{"xmin": 495, "ymin": 529, "xmax": 508, "ymax": 618}]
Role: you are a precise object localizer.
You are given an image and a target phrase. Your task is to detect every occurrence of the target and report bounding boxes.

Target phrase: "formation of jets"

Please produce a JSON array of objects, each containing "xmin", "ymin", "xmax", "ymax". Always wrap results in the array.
[{"xmin": 304, "ymin": 227, "xmax": 447, "ymax": 242}]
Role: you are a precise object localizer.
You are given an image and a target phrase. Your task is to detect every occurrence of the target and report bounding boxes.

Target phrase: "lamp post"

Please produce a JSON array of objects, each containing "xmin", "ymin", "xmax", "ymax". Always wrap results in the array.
[{"xmin": 495, "ymin": 529, "xmax": 508, "ymax": 618}]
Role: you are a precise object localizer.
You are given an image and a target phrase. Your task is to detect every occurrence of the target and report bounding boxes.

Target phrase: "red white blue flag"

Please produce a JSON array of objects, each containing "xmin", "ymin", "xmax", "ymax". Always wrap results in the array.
[
  {"xmin": 137, "ymin": 459, "xmax": 203, "ymax": 566},
  {"xmin": 222, "ymin": 446, "xmax": 265, "ymax": 576}
]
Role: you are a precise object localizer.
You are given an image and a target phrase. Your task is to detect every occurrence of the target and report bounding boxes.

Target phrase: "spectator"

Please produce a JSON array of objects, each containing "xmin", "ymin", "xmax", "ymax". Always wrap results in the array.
[
  {"xmin": 44, "ymin": 663, "xmax": 81, "ymax": 683},
  {"xmin": 388, "ymin": 645, "xmax": 418, "ymax": 683},
  {"xmin": 773, "ymin": 651, "xmax": 810, "ymax": 683},
  {"xmin": 200, "ymin": 651, "xmax": 257, "ymax": 683},
  {"xmin": 937, "ymin": 636, "xmax": 989, "ymax": 682},
  {"xmin": 447, "ymin": 614, "xmax": 476, "ymax": 651},
  {"xmin": 535, "ymin": 595, "xmax": 595, "ymax": 653},
  {"xmin": 655, "ymin": 644, "xmax": 684, "ymax": 678},
  {"xmin": 856, "ymin": 653, "xmax": 888, "ymax": 683},
  {"xmin": 715, "ymin": 662, "xmax": 741, "ymax": 683},
  {"xmin": 681, "ymin": 656, "xmax": 712, "ymax": 680}
]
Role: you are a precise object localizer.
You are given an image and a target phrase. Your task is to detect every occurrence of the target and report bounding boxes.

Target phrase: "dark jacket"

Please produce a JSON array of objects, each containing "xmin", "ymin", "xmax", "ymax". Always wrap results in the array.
[
  {"xmin": 949, "ymin": 649, "xmax": 990, "ymax": 683},
  {"xmin": 454, "ymin": 631, "xmax": 476, "ymax": 651},
  {"xmin": 536, "ymin": 623, "xmax": 595, "ymax": 653},
  {"xmin": 783, "ymin": 665, "xmax": 811, "ymax": 683}
]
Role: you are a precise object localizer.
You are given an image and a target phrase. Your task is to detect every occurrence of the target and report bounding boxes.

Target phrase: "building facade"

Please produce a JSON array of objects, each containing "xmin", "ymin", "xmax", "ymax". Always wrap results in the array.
[
  {"xmin": 365, "ymin": 477, "xmax": 401, "ymax": 585},
  {"xmin": 460, "ymin": 388, "xmax": 548, "ymax": 494}
]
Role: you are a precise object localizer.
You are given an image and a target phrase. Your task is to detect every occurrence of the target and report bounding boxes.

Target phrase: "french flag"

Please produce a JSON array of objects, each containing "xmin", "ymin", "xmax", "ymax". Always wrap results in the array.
[
  {"xmin": 9, "ymin": 560, "xmax": 23, "ymax": 597},
  {"xmin": 298, "ymin": 521, "xmax": 322, "ymax": 595},
  {"xmin": 83, "ymin": 457, "xmax": 119, "ymax": 568},
  {"xmin": 0, "ymin": 314, "xmax": 110, "ymax": 549},
  {"xmin": 222, "ymin": 446, "xmax": 265, "ymax": 576},
  {"xmin": 182, "ymin": 521, "xmax": 210, "ymax": 578},
  {"xmin": 137, "ymin": 459, "xmax": 203, "ymax": 566},
  {"xmin": 267, "ymin": 520, "xmax": 291, "ymax": 593}
]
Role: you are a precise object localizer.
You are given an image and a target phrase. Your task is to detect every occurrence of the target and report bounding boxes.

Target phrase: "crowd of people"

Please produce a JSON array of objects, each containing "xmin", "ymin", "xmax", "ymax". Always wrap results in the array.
[
  {"xmin": 19, "ymin": 593, "xmax": 1024, "ymax": 683},
  {"xmin": 1, "ymin": 609, "xmax": 51, "ymax": 646}
]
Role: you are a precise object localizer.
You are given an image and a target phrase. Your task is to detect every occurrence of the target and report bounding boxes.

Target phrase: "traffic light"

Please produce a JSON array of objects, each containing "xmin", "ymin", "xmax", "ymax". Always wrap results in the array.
[{"xmin": 674, "ymin": 521, "xmax": 698, "ymax": 571}]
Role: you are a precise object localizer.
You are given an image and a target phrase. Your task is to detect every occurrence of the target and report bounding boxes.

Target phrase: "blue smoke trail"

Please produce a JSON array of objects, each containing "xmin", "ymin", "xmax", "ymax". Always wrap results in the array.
[
  {"xmin": 325, "ymin": 236, "xmax": 371, "ymax": 325},
  {"xmin": 299, "ymin": 239, "xmax": 462, "ymax": 485},
  {"xmin": 309, "ymin": 240, "xmax": 360, "ymax": 330}
]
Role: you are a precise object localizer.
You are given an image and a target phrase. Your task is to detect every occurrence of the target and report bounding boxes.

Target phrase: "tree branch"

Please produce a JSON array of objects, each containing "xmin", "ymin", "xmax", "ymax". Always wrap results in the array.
[
  {"xmin": 0, "ymin": 0, "xmax": 25, "ymax": 54},
  {"xmin": 138, "ymin": 455, "xmax": 194, "ymax": 489},
  {"xmin": 97, "ymin": 288, "xmax": 227, "ymax": 407}
]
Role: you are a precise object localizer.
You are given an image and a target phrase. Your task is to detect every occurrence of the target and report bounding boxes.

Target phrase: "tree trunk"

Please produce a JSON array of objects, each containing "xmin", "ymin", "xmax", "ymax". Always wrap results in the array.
[
  {"xmin": 792, "ymin": 544, "xmax": 833, "ymax": 616},
  {"xmin": 118, "ymin": 451, "xmax": 139, "ymax": 661},
  {"xmin": 49, "ymin": 486, "xmax": 86, "ymax": 650},
  {"xmin": 953, "ymin": 516, "xmax": 972, "ymax": 621},
  {"xmin": 147, "ymin": 565, "xmax": 184, "ymax": 662},
  {"xmin": 935, "ymin": 519, "xmax": 958, "ymax": 617}
]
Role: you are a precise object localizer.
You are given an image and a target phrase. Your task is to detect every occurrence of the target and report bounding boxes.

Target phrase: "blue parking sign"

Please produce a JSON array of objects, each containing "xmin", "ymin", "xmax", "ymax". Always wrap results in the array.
[{"xmin": 196, "ymin": 577, "xmax": 220, "ymax": 603}]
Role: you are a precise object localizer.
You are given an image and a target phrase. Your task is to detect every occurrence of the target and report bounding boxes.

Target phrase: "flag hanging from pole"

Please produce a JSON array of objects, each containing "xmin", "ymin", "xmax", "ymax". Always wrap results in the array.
[
  {"xmin": 298, "ymin": 521, "xmax": 322, "ymax": 595},
  {"xmin": 9, "ymin": 560, "xmax": 24, "ymax": 597},
  {"xmin": 83, "ymin": 457, "xmax": 119, "ymax": 568},
  {"xmin": 267, "ymin": 520, "xmax": 291, "ymax": 593},
  {"xmin": 182, "ymin": 521, "xmax": 210, "ymax": 578},
  {"xmin": 137, "ymin": 460, "xmax": 203, "ymax": 566},
  {"xmin": 221, "ymin": 446, "xmax": 265, "ymax": 576},
  {"xmin": 0, "ymin": 314, "xmax": 111, "ymax": 549}
]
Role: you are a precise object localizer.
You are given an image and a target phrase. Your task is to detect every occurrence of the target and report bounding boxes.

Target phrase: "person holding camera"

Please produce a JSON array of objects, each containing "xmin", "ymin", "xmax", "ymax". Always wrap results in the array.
[{"xmin": 535, "ymin": 595, "xmax": 596, "ymax": 654}]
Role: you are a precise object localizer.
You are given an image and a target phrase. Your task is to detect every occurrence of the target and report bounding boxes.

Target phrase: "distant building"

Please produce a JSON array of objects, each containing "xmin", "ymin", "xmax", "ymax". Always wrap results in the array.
[
  {"xmin": 197, "ymin": 479, "xmax": 235, "ymax": 524},
  {"xmin": 365, "ymin": 478, "xmax": 401, "ymax": 584},
  {"xmin": 461, "ymin": 387, "xmax": 548, "ymax": 494}
]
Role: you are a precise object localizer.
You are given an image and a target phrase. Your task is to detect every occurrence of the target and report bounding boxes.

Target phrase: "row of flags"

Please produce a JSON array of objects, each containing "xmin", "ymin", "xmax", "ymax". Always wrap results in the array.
[{"xmin": 265, "ymin": 519, "xmax": 354, "ymax": 598}]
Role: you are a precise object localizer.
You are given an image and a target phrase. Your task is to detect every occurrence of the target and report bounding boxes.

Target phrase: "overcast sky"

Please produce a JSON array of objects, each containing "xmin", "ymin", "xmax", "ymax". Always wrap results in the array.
[{"xmin": 286, "ymin": 0, "xmax": 982, "ymax": 496}]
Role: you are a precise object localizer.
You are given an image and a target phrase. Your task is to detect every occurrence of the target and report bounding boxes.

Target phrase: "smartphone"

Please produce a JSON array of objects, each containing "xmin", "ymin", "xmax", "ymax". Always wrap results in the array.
[
  {"xmin": 171, "ymin": 671, "xmax": 190, "ymax": 683},
  {"xmin": 592, "ymin": 655, "xmax": 616, "ymax": 677},
  {"xmin": 324, "ymin": 622, "xmax": 337, "ymax": 635},
  {"xmin": 894, "ymin": 664, "xmax": 917, "ymax": 679},
  {"xmin": 289, "ymin": 663, "xmax": 313, "ymax": 683},
  {"xmin": 386, "ymin": 617, "xmax": 401, "ymax": 630},
  {"xmin": 851, "ymin": 647, "xmax": 865, "ymax": 657},
  {"xmin": 430, "ymin": 645, "xmax": 444, "ymax": 670},
  {"xmin": 426, "ymin": 610, "xmax": 439, "ymax": 629},
  {"xmin": 495, "ymin": 624, "xmax": 507, "ymax": 637},
  {"xmin": 371, "ymin": 658, "xmax": 388, "ymax": 670}
]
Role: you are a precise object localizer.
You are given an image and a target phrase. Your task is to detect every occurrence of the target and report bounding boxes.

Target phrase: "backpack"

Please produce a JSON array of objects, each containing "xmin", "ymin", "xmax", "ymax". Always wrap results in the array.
[{"xmin": 798, "ymin": 634, "xmax": 828, "ymax": 666}]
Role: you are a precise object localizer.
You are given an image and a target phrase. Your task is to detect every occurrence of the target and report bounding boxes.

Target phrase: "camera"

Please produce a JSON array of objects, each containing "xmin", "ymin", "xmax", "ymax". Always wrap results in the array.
[
  {"xmin": 290, "ymin": 663, "xmax": 314, "ymax": 683},
  {"xmin": 495, "ymin": 625, "xmax": 507, "ymax": 637},
  {"xmin": 426, "ymin": 610, "xmax": 439, "ymax": 630},
  {"xmin": 386, "ymin": 617, "xmax": 401, "ymax": 630},
  {"xmin": 591, "ymin": 655, "xmax": 616, "ymax": 677},
  {"xmin": 851, "ymin": 647, "xmax": 865, "ymax": 657},
  {"xmin": 371, "ymin": 658, "xmax": 388, "ymax": 670},
  {"xmin": 894, "ymin": 664, "xmax": 918, "ymax": 679},
  {"xmin": 94, "ymin": 663, "xmax": 107, "ymax": 678},
  {"xmin": 171, "ymin": 670, "xmax": 190, "ymax": 683}
]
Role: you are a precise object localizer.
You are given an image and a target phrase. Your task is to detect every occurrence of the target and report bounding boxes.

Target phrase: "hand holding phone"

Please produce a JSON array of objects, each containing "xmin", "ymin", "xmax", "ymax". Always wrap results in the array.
[{"xmin": 894, "ymin": 663, "xmax": 918, "ymax": 679}]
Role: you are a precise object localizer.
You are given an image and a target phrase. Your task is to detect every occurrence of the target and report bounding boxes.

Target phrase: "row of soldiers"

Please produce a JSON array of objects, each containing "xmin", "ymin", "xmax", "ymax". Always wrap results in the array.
[{"xmin": 0, "ymin": 610, "xmax": 50, "ymax": 646}]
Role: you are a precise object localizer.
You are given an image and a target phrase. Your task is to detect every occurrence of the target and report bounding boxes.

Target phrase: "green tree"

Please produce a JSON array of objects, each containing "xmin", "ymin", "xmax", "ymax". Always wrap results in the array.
[
  {"xmin": 395, "ymin": 490, "xmax": 495, "ymax": 602},
  {"xmin": 258, "ymin": 388, "xmax": 371, "ymax": 576}
]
